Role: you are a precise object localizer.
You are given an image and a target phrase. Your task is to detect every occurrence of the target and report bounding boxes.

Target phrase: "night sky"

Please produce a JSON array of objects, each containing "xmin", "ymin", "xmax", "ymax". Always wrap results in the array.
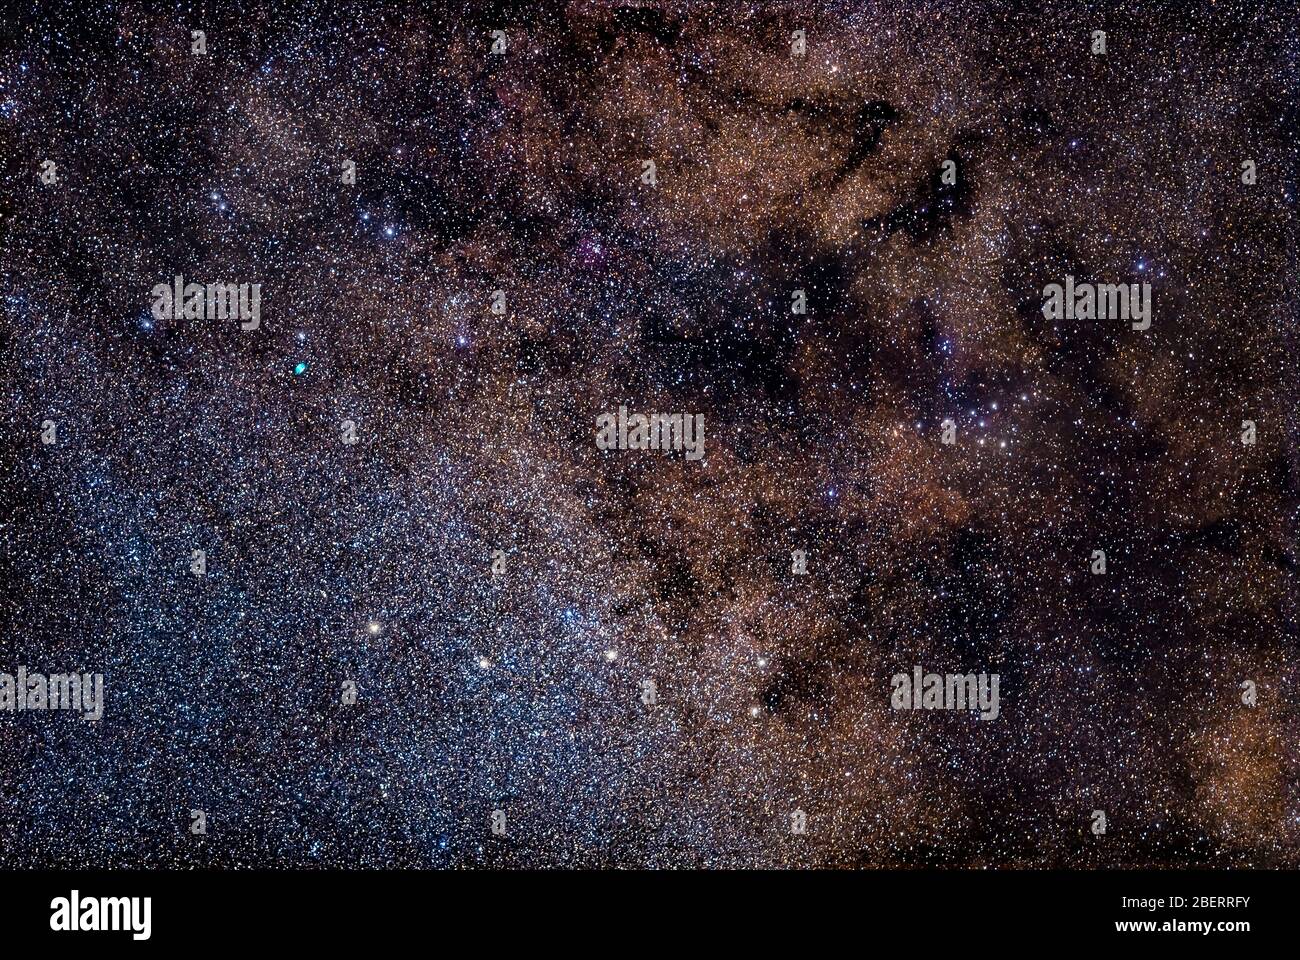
[{"xmin": 1, "ymin": 1, "xmax": 1297, "ymax": 868}]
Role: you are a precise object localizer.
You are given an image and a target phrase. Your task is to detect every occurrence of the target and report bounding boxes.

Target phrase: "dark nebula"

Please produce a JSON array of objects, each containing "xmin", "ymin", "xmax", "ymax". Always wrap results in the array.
[{"xmin": 0, "ymin": 0, "xmax": 1296, "ymax": 868}]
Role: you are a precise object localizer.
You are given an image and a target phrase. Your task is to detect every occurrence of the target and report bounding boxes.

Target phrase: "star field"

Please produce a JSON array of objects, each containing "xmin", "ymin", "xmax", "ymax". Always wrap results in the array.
[{"xmin": 0, "ymin": 0, "xmax": 1297, "ymax": 868}]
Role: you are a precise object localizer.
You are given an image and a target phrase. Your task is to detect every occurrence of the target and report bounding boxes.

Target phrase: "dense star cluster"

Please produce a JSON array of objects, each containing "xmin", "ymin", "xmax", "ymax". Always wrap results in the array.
[{"xmin": 0, "ymin": 1, "xmax": 1296, "ymax": 868}]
